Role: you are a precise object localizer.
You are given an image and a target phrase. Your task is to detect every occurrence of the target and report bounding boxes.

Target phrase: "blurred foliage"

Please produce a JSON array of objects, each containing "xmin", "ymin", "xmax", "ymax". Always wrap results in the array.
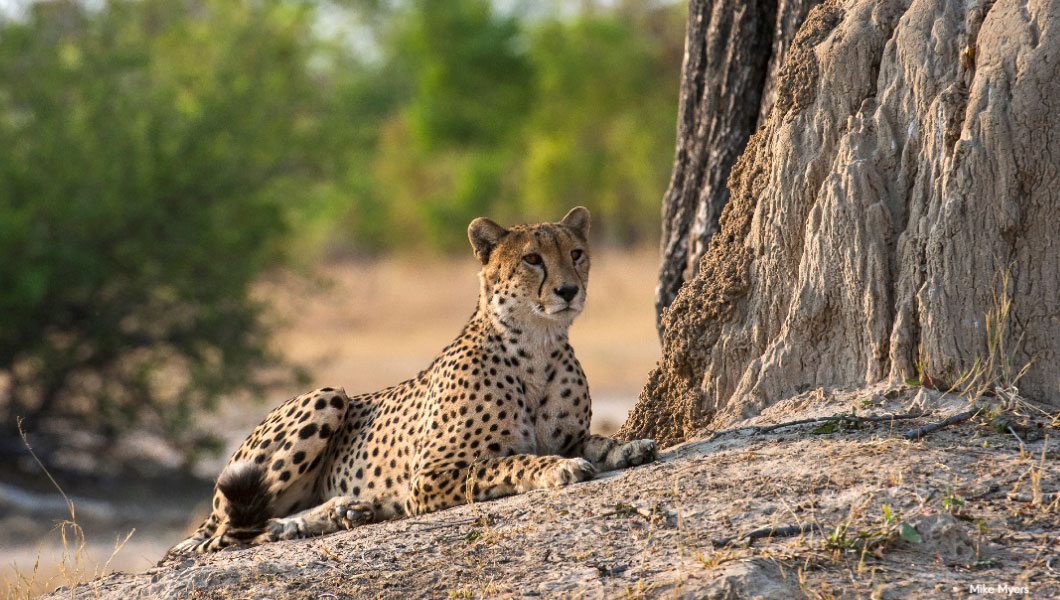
[
  {"xmin": 519, "ymin": 10, "xmax": 682, "ymax": 244},
  {"xmin": 0, "ymin": 0, "xmax": 329, "ymax": 464},
  {"xmin": 357, "ymin": 0, "xmax": 685, "ymax": 249},
  {"xmin": 0, "ymin": 0, "xmax": 683, "ymax": 466}
]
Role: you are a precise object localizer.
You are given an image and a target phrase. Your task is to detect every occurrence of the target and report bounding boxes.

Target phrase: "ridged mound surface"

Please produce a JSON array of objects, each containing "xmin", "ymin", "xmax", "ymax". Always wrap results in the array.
[{"xmin": 623, "ymin": 0, "xmax": 1060, "ymax": 447}]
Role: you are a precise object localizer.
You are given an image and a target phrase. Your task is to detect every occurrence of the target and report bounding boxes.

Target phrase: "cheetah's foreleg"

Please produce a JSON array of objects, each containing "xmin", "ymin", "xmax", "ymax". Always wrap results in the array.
[
  {"xmin": 581, "ymin": 435, "xmax": 656, "ymax": 472},
  {"xmin": 409, "ymin": 454, "xmax": 595, "ymax": 514}
]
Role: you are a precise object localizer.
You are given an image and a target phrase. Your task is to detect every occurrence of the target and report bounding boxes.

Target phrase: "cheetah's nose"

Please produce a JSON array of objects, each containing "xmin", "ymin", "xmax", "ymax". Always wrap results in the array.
[{"xmin": 554, "ymin": 284, "xmax": 578, "ymax": 303}]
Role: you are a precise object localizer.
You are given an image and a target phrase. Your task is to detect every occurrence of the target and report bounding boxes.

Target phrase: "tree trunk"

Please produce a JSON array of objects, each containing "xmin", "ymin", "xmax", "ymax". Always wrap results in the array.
[
  {"xmin": 625, "ymin": 0, "xmax": 1060, "ymax": 448},
  {"xmin": 655, "ymin": 0, "xmax": 825, "ymax": 334}
]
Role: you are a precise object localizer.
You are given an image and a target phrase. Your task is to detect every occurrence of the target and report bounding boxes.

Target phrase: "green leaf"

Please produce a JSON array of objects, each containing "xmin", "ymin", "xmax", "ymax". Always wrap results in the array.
[
  {"xmin": 904, "ymin": 378, "xmax": 920, "ymax": 386},
  {"xmin": 463, "ymin": 529, "xmax": 481, "ymax": 544},
  {"xmin": 899, "ymin": 523, "xmax": 922, "ymax": 543},
  {"xmin": 811, "ymin": 421, "xmax": 838, "ymax": 435}
]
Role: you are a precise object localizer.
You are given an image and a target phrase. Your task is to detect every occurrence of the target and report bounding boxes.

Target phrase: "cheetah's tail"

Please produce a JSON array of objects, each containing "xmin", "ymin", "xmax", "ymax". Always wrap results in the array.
[{"xmin": 218, "ymin": 460, "xmax": 272, "ymax": 531}]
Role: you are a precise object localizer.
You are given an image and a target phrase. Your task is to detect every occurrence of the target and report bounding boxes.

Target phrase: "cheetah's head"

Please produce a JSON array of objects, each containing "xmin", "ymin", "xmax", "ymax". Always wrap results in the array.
[{"xmin": 468, "ymin": 207, "xmax": 590, "ymax": 327}]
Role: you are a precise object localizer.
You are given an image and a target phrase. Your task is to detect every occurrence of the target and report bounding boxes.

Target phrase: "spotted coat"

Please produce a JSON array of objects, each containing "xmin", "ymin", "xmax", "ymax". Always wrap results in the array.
[{"xmin": 169, "ymin": 207, "xmax": 656, "ymax": 553}]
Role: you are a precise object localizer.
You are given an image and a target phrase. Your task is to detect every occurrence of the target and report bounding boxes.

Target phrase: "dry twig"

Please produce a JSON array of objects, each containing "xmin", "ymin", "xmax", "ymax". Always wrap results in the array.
[
  {"xmin": 410, "ymin": 518, "xmax": 477, "ymax": 532},
  {"xmin": 711, "ymin": 523, "xmax": 824, "ymax": 547},
  {"xmin": 708, "ymin": 412, "xmax": 927, "ymax": 441},
  {"xmin": 901, "ymin": 408, "xmax": 982, "ymax": 440}
]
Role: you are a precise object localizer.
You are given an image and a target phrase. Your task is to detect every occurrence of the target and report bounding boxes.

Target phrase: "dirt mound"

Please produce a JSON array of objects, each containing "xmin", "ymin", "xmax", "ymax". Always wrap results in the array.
[
  {"xmin": 910, "ymin": 512, "xmax": 983, "ymax": 565},
  {"xmin": 625, "ymin": 0, "xmax": 1060, "ymax": 448},
  {"xmin": 41, "ymin": 386, "xmax": 1059, "ymax": 599},
  {"xmin": 696, "ymin": 559, "xmax": 801, "ymax": 599}
]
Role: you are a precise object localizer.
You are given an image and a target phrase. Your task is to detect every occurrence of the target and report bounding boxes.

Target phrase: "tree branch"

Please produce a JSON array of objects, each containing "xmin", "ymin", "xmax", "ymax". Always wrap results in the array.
[
  {"xmin": 900, "ymin": 408, "xmax": 982, "ymax": 440},
  {"xmin": 712, "ymin": 523, "xmax": 824, "ymax": 547},
  {"xmin": 708, "ymin": 412, "xmax": 928, "ymax": 441}
]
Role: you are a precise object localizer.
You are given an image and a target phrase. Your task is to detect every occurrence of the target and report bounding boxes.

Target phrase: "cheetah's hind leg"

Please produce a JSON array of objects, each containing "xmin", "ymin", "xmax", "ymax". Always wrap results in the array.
[
  {"xmin": 165, "ymin": 462, "xmax": 272, "ymax": 555},
  {"xmin": 167, "ymin": 387, "xmax": 352, "ymax": 554},
  {"xmin": 260, "ymin": 495, "xmax": 376, "ymax": 542}
]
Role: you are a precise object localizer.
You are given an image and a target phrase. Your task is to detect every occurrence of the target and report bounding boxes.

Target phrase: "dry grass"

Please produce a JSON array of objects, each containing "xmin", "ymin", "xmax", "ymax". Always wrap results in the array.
[
  {"xmin": 2, "ymin": 423, "xmax": 136, "ymax": 600},
  {"xmin": 918, "ymin": 267, "xmax": 1034, "ymax": 413}
]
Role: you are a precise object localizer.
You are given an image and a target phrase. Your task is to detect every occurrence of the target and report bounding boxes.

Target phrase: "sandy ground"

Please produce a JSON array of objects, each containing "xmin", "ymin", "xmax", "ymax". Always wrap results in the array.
[
  {"xmin": 2, "ymin": 248, "xmax": 662, "ymax": 600},
  {"xmin": 37, "ymin": 384, "xmax": 1060, "ymax": 599}
]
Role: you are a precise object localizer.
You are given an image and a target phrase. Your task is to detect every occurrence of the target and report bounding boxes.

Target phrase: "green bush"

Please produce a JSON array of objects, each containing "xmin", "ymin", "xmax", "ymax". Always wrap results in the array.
[
  {"xmin": 519, "ymin": 12, "xmax": 682, "ymax": 245},
  {"xmin": 355, "ymin": 0, "xmax": 683, "ymax": 249},
  {"xmin": 0, "ymin": 0, "xmax": 333, "ymax": 464}
]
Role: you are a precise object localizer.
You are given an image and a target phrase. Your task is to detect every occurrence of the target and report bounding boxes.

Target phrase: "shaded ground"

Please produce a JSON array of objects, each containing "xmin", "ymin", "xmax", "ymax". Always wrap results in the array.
[{"xmin": 43, "ymin": 385, "xmax": 1059, "ymax": 599}]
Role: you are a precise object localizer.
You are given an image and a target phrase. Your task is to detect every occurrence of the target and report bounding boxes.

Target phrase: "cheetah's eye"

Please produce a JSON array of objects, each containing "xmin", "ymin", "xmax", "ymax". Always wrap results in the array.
[
  {"xmin": 523, "ymin": 253, "xmax": 542, "ymax": 266},
  {"xmin": 570, "ymin": 249, "xmax": 583, "ymax": 261}
]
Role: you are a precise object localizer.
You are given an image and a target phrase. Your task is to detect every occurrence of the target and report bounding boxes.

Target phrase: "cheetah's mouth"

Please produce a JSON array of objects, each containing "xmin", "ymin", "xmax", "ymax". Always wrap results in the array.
[{"xmin": 537, "ymin": 302, "xmax": 583, "ymax": 317}]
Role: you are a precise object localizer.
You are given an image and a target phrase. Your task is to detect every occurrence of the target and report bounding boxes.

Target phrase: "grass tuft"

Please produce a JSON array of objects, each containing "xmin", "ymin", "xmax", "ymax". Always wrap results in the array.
[{"xmin": 3, "ymin": 419, "xmax": 134, "ymax": 600}]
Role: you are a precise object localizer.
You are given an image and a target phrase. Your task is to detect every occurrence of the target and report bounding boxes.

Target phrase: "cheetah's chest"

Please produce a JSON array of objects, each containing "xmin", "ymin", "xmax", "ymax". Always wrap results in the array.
[{"xmin": 518, "ymin": 359, "xmax": 585, "ymax": 456}]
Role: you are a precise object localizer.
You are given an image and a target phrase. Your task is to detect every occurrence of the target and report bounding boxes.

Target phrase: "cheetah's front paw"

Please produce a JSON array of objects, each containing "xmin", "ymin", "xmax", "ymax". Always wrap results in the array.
[
  {"xmin": 538, "ymin": 457, "xmax": 596, "ymax": 488},
  {"xmin": 329, "ymin": 500, "xmax": 374, "ymax": 529},
  {"xmin": 603, "ymin": 439, "xmax": 656, "ymax": 471}
]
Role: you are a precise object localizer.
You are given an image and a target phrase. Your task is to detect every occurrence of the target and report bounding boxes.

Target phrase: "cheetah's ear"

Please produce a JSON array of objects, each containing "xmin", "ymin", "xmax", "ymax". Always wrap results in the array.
[
  {"xmin": 468, "ymin": 217, "xmax": 508, "ymax": 264},
  {"xmin": 560, "ymin": 206, "xmax": 590, "ymax": 239}
]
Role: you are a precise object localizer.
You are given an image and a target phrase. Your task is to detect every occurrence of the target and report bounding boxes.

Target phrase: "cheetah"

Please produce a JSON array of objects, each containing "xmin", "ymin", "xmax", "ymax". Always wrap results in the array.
[{"xmin": 169, "ymin": 207, "xmax": 656, "ymax": 553}]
